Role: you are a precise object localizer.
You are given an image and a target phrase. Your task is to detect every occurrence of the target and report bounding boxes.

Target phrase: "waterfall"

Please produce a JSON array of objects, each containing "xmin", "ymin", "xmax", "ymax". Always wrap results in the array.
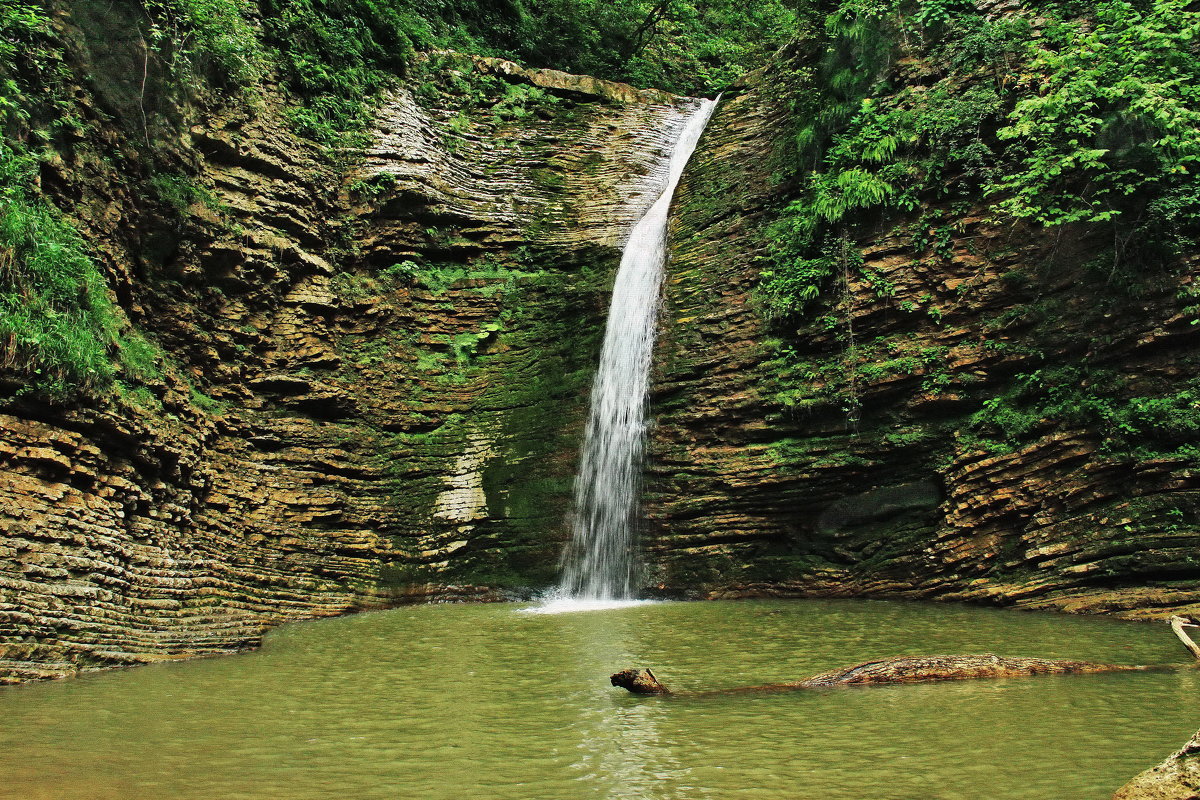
[{"xmin": 554, "ymin": 97, "xmax": 718, "ymax": 605}]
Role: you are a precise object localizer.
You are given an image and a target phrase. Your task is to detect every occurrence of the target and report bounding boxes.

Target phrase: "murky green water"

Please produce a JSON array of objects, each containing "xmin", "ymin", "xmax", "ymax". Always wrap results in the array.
[{"xmin": 2, "ymin": 599, "xmax": 1196, "ymax": 800}]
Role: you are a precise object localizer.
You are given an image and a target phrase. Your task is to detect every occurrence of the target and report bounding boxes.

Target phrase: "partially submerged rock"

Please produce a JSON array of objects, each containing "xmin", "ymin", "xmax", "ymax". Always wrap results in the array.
[
  {"xmin": 1112, "ymin": 729, "xmax": 1200, "ymax": 800},
  {"xmin": 611, "ymin": 654, "xmax": 1158, "ymax": 696}
]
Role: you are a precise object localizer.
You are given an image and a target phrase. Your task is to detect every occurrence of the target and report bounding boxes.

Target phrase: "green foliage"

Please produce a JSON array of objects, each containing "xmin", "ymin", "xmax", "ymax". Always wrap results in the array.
[
  {"xmin": 994, "ymin": 0, "xmax": 1200, "ymax": 234},
  {"xmin": 761, "ymin": 3, "xmax": 1026, "ymax": 316},
  {"xmin": 251, "ymin": 0, "xmax": 798, "ymax": 142},
  {"xmin": 259, "ymin": 0, "xmax": 424, "ymax": 142},
  {"xmin": 150, "ymin": 172, "xmax": 226, "ymax": 216},
  {"xmin": 489, "ymin": 82, "xmax": 557, "ymax": 122},
  {"xmin": 620, "ymin": 0, "xmax": 800, "ymax": 95},
  {"xmin": 347, "ymin": 171, "xmax": 398, "ymax": 200},
  {"xmin": 0, "ymin": 0, "xmax": 46, "ymax": 66},
  {"xmin": 0, "ymin": 3, "xmax": 173, "ymax": 398},
  {"xmin": 146, "ymin": 0, "xmax": 802, "ymax": 143},
  {"xmin": 0, "ymin": 146, "xmax": 118, "ymax": 396},
  {"xmin": 760, "ymin": 235, "xmax": 860, "ymax": 318},
  {"xmin": 381, "ymin": 260, "xmax": 421, "ymax": 284},
  {"xmin": 0, "ymin": 0, "xmax": 82, "ymax": 138},
  {"xmin": 965, "ymin": 366, "xmax": 1200, "ymax": 463},
  {"xmin": 189, "ymin": 384, "xmax": 227, "ymax": 413},
  {"xmin": 143, "ymin": 0, "xmax": 265, "ymax": 85},
  {"xmin": 118, "ymin": 331, "xmax": 164, "ymax": 383},
  {"xmin": 761, "ymin": 0, "xmax": 1200, "ymax": 317}
]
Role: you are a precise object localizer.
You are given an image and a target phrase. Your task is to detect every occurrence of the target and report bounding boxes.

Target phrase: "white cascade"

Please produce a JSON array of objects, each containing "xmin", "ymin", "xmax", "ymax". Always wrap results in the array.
[{"xmin": 551, "ymin": 96, "xmax": 719, "ymax": 608}]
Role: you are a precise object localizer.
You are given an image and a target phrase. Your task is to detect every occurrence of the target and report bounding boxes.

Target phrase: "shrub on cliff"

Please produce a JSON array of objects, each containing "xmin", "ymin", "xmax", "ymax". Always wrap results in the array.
[
  {"xmin": 0, "ymin": 145, "xmax": 118, "ymax": 396},
  {"xmin": 763, "ymin": 0, "xmax": 1200, "ymax": 317}
]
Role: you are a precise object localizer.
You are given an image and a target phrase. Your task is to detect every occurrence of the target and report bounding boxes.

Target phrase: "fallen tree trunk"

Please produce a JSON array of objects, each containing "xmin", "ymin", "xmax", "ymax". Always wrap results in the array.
[
  {"xmin": 611, "ymin": 654, "xmax": 1166, "ymax": 696},
  {"xmin": 1169, "ymin": 615, "xmax": 1200, "ymax": 660}
]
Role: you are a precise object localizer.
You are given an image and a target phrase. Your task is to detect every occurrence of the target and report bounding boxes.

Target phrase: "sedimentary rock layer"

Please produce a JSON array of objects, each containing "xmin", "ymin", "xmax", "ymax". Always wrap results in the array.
[
  {"xmin": 0, "ymin": 7, "xmax": 693, "ymax": 682},
  {"xmin": 644, "ymin": 41, "xmax": 1200, "ymax": 617}
]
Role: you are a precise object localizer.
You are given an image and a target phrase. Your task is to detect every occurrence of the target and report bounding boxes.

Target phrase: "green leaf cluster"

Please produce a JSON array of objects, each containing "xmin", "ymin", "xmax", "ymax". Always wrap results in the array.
[
  {"xmin": 965, "ymin": 366, "xmax": 1200, "ymax": 464},
  {"xmin": 143, "ymin": 0, "xmax": 266, "ymax": 85},
  {"xmin": 762, "ymin": 0, "xmax": 1200, "ymax": 317},
  {"xmin": 995, "ymin": 0, "xmax": 1200, "ymax": 232}
]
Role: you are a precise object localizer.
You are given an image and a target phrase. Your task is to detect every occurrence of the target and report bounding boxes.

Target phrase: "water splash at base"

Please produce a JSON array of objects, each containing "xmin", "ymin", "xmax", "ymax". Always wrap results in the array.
[{"xmin": 521, "ymin": 592, "xmax": 662, "ymax": 615}]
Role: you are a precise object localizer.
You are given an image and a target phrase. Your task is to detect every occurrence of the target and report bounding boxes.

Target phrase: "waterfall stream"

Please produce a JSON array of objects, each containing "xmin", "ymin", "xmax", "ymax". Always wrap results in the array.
[{"xmin": 549, "ymin": 97, "xmax": 718, "ymax": 608}]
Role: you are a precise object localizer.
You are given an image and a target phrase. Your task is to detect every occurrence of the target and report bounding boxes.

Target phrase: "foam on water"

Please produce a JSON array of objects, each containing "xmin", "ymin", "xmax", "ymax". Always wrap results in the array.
[{"xmin": 521, "ymin": 594, "xmax": 662, "ymax": 615}]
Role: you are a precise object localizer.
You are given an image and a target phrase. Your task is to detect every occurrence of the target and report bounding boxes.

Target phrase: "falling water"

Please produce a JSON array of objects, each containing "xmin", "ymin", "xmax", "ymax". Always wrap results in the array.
[{"xmin": 552, "ymin": 97, "xmax": 719, "ymax": 606}]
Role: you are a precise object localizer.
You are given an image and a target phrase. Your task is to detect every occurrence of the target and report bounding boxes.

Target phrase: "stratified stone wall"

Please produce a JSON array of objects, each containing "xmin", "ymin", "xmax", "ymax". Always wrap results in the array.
[
  {"xmin": 644, "ymin": 46, "xmax": 1200, "ymax": 618},
  {"xmin": 0, "ymin": 8, "xmax": 694, "ymax": 682}
]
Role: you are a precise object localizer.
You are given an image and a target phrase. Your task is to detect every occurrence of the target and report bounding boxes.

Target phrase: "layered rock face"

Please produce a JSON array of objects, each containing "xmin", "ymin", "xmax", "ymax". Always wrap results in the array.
[
  {"xmin": 644, "ymin": 49, "xmax": 1200, "ymax": 618},
  {"xmin": 0, "ymin": 6, "xmax": 693, "ymax": 682},
  {"xmin": 7, "ymin": 0, "xmax": 1200, "ymax": 688}
]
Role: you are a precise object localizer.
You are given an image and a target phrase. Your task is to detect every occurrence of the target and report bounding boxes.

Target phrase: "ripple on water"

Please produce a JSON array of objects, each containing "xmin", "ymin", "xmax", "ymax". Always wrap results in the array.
[{"xmin": 0, "ymin": 598, "xmax": 1192, "ymax": 800}]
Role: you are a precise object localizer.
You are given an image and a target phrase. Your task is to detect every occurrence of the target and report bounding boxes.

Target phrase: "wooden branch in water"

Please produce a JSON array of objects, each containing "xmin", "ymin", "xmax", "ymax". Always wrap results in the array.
[
  {"xmin": 611, "ymin": 654, "xmax": 1162, "ymax": 696},
  {"xmin": 1169, "ymin": 615, "xmax": 1200, "ymax": 660}
]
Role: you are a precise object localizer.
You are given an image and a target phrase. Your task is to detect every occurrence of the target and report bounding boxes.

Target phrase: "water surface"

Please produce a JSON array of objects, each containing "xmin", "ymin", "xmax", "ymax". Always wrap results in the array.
[{"xmin": 1, "ymin": 599, "xmax": 1193, "ymax": 800}]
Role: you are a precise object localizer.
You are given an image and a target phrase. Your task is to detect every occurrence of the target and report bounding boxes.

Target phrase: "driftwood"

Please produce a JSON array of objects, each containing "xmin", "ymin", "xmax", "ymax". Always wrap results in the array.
[
  {"xmin": 1169, "ymin": 615, "xmax": 1200, "ymax": 660},
  {"xmin": 611, "ymin": 654, "xmax": 1165, "ymax": 696},
  {"xmin": 613, "ymin": 617, "xmax": 1200, "ymax": 696}
]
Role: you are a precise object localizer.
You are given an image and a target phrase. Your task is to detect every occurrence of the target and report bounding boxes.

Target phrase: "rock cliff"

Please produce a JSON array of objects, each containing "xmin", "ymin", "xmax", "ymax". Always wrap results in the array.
[
  {"xmin": 645, "ymin": 41, "xmax": 1200, "ymax": 618},
  {"xmin": 0, "ymin": 4, "xmax": 694, "ymax": 682},
  {"xmin": 5, "ymin": 0, "xmax": 1200, "ymax": 687}
]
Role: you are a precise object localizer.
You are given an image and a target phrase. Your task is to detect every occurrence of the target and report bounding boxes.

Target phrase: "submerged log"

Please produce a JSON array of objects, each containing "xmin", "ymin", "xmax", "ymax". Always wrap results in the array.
[
  {"xmin": 610, "ymin": 668, "xmax": 670, "ymax": 694},
  {"xmin": 611, "ymin": 654, "xmax": 1161, "ymax": 696},
  {"xmin": 795, "ymin": 654, "xmax": 1152, "ymax": 687}
]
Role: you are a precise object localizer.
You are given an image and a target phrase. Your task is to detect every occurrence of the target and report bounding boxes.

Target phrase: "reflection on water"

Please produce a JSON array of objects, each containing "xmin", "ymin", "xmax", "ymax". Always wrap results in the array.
[
  {"xmin": 552, "ymin": 605, "xmax": 692, "ymax": 799},
  {"xmin": 0, "ymin": 599, "xmax": 1194, "ymax": 800}
]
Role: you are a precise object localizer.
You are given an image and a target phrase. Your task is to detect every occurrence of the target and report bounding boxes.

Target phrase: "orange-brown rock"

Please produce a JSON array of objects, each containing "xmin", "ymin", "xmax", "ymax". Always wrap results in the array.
[
  {"xmin": 643, "ymin": 39, "xmax": 1200, "ymax": 618},
  {"xmin": 0, "ymin": 4, "xmax": 697, "ymax": 682}
]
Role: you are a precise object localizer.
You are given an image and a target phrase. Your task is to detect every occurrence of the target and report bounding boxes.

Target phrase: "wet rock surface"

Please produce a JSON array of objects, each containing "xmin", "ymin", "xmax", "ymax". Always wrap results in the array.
[
  {"xmin": 645, "ymin": 48, "xmax": 1200, "ymax": 617},
  {"xmin": 0, "ymin": 16, "xmax": 693, "ymax": 682},
  {"xmin": 1113, "ymin": 730, "xmax": 1200, "ymax": 800}
]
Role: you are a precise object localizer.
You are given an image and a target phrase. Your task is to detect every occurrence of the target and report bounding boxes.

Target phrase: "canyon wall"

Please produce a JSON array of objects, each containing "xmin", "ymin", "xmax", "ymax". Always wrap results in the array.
[
  {"xmin": 645, "ymin": 42, "xmax": 1200, "ymax": 619},
  {"xmin": 6, "ymin": 0, "xmax": 1200, "ymax": 686},
  {"xmin": 0, "ymin": 1, "xmax": 693, "ymax": 682}
]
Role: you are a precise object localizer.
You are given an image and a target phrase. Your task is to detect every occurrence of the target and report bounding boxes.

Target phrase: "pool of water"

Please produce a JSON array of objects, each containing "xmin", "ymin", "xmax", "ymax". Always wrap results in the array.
[{"xmin": 1, "ymin": 599, "xmax": 1194, "ymax": 800}]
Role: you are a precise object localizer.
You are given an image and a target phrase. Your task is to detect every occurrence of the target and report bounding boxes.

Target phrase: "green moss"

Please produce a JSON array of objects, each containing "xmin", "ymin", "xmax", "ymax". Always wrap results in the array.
[{"xmin": 189, "ymin": 385, "xmax": 227, "ymax": 414}]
